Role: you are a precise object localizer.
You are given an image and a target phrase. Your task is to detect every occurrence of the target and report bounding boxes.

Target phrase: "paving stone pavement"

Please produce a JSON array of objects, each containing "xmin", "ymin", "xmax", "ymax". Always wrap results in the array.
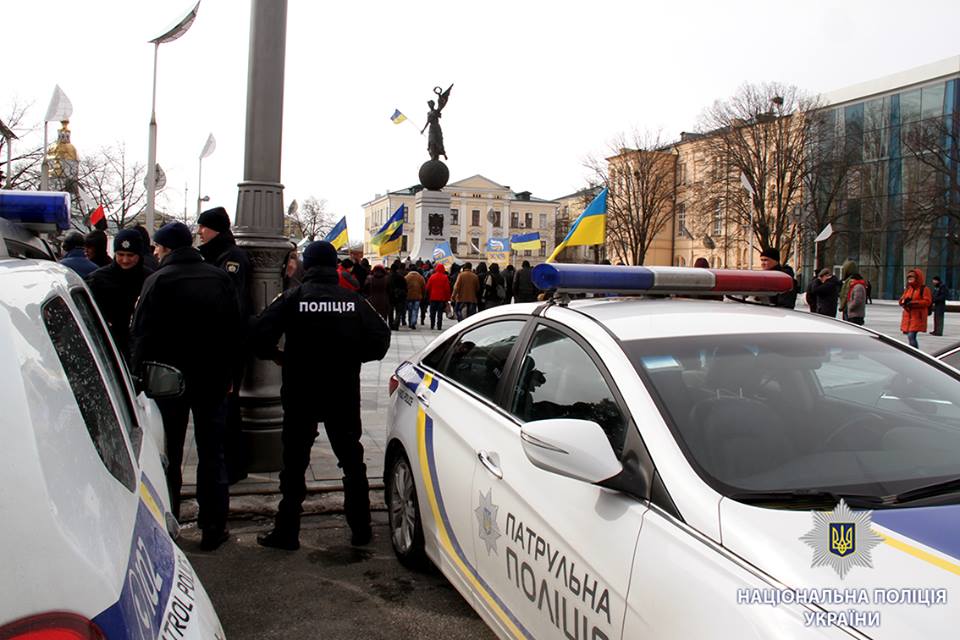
[{"xmin": 181, "ymin": 299, "xmax": 958, "ymax": 495}]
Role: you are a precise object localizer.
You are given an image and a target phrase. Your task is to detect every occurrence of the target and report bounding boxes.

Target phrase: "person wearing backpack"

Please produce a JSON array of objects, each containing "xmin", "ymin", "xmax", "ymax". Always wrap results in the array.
[
  {"xmin": 482, "ymin": 262, "xmax": 507, "ymax": 308},
  {"xmin": 899, "ymin": 268, "xmax": 933, "ymax": 348}
]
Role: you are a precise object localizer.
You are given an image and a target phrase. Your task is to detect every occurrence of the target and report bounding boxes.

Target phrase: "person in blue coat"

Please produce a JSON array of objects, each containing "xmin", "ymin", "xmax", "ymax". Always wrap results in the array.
[{"xmin": 59, "ymin": 231, "xmax": 98, "ymax": 277}]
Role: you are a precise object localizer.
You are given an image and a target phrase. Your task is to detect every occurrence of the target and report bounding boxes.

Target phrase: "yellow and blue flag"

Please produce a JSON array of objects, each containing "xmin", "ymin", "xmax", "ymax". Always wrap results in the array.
[
  {"xmin": 432, "ymin": 241, "xmax": 455, "ymax": 266},
  {"xmin": 510, "ymin": 232, "xmax": 540, "ymax": 251},
  {"xmin": 547, "ymin": 188, "xmax": 608, "ymax": 262},
  {"xmin": 390, "ymin": 109, "xmax": 407, "ymax": 125},
  {"xmin": 323, "ymin": 216, "xmax": 349, "ymax": 250},
  {"xmin": 371, "ymin": 204, "xmax": 404, "ymax": 257}
]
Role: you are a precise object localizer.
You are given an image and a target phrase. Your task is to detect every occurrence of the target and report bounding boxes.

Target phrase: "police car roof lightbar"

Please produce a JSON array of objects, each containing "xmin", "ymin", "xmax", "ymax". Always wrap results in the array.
[
  {"xmin": 531, "ymin": 263, "xmax": 794, "ymax": 297},
  {"xmin": 0, "ymin": 190, "xmax": 72, "ymax": 232}
]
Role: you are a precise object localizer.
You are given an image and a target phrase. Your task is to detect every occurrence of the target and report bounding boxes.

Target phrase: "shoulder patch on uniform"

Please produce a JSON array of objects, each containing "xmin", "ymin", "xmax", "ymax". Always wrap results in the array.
[{"xmin": 225, "ymin": 261, "xmax": 240, "ymax": 273}]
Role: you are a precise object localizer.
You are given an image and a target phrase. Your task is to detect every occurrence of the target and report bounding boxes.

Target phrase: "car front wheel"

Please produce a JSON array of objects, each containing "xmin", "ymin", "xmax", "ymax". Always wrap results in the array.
[{"xmin": 386, "ymin": 451, "xmax": 428, "ymax": 570}]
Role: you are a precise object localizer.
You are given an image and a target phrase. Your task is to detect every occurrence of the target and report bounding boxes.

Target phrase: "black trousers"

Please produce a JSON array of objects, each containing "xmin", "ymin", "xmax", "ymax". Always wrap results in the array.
[
  {"xmin": 933, "ymin": 310, "xmax": 945, "ymax": 335},
  {"xmin": 156, "ymin": 392, "xmax": 229, "ymax": 532},
  {"xmin": 278, "ymin": 384, "xmax": 369, "ymax": 533},
  {"xmin": 389, "ymin": 301, "xmax": 406, "ymax": 330}
]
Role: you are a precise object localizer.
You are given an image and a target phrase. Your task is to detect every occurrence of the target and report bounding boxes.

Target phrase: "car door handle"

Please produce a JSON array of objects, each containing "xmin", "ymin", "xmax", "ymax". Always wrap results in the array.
[
  {"xmin": 416, "ymin": 391, "xmax": 430, "ymax": 407},
  {"xmin": 478, "ymin": 450, "xmax": 503, "ymax": 479}
]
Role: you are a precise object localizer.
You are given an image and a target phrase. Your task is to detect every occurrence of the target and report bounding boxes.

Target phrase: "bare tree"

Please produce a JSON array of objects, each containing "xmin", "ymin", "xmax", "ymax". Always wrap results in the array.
[
  {"xmin": 696, "ymin": 83, "xmax": 819, "ymax": 262},
  {"xmin": 902, "ymin": 115, "xmax": 960, "ymax": 249},
  {"xmin": 0, "ymin": 100, "xmax": 43, "ymax": 189},
  {"xmin": 288, "ymin": 196, "xmax": 334, "ymax": 241},
  {"xmin": 587, "ymin": 131, "xmax": 676, "ymax": 265},
  {"xmin": 75, "ymin": 143, "xmax": 148, "ymax": 230}
]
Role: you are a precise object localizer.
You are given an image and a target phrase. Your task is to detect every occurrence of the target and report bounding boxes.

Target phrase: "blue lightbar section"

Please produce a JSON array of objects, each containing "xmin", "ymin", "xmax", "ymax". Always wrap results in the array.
[
  {"xmin": 533, "ymin": 263, "xmax": 655, "ymax": 291},
  {"xmin": 0, "ymin": 190, "xmax": 71, "ymax": 230}
]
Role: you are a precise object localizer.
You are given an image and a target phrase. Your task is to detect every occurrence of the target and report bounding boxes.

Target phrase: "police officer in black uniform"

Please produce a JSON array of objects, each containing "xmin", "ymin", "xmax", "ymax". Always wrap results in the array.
[
  {"xmin": 86, "ymin": 229, "xmax": 154, "ymax": 361},
  {"xmin": 252, "ymin": 240, "xmax": 391, "ymax": 550},
  {"xmin": 130, "ymin": 222, "xmax": 242, "ymax": 551},
  {"xmin": 197, "ymin": 206, "xmax": 252, "ymax": 484}
]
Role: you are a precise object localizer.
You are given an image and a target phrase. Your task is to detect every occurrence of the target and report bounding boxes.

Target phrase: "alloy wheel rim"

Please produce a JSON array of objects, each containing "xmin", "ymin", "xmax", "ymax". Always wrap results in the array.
[{"xmin": 390, "ymin": 460, "xmax": 415, "ymax": 552}]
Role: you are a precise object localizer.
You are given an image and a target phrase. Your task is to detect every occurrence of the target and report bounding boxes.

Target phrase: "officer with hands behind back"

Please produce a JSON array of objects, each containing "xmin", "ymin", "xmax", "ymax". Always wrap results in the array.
[{"xmin": 252, "ymin": 241, "xmax": 391, "ymax": 551}]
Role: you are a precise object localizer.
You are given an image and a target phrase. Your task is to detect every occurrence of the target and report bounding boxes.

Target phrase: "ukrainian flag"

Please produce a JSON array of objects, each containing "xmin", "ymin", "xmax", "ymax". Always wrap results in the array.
[
  {"xmin": 323, "ymin": 216, "xmax": 349, "ymax": 249},
  {"xmin": 371, "ymin": 204, "xmax": 404, "ymax": 257},
  {"xmin": 547, "ymin": 188, "xmax": 608, "ymax": 263},
  {"xmin": 510, "ymin": 232, "xmax": 540, "ymax": 251},
  {"xmin": 391, "ymin": 109, "xmax": 407, "ymax": 124}
]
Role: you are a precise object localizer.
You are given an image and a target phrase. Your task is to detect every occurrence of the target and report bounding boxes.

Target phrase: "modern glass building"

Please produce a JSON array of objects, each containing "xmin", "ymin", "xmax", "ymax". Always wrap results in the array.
[{"xmin": 810, "ymin": 56, "xmax": 959, "ymax": 299}]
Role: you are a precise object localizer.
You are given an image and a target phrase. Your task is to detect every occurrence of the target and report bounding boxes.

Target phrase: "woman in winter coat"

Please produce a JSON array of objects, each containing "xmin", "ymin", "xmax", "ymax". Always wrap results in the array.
[
  {"xmin": 387, "ymin": 260, "xmax": 408, "ymax": 330},
  {"xmin": 899, "ymin": 268, "xmax": 932, "ymax": 349},
  {"xmin": 363, "ymin": 264, "xmax": 391, "ymax": 320},
  {"xmin": 425, "ymin": 263, "xmax": 452, "ymax": 331}
]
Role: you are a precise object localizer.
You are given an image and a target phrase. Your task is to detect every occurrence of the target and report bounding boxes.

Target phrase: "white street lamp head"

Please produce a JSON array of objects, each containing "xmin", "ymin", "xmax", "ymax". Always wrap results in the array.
[{"xmin": 150, "ymin": 1, "xmax": 201, "ymax": 45}]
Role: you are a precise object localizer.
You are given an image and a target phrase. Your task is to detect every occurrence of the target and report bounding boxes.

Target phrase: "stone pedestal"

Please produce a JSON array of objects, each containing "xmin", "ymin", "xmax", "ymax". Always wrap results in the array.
[{"xmin": 409, "ymin": 189, "xmax": 452, "ymax": 261}]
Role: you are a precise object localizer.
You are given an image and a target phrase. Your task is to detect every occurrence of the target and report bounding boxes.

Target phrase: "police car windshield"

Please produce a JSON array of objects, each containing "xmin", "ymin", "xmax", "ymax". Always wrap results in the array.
[{"xmin": 626, "ymin": 333, "xmax": 960, "ymax": 505}]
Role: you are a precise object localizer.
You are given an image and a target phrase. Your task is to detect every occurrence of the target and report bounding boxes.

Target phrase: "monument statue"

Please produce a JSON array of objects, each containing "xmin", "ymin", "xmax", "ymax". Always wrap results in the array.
[{"xmin": 421, "ymin": 84, "xmax": 453, "ymax": 161}]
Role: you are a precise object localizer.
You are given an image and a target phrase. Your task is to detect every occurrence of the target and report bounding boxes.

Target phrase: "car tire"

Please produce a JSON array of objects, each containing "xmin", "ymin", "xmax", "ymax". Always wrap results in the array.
[{"xmin": 386, "ymin": 451, "xmax": 429, "ymax": 571}]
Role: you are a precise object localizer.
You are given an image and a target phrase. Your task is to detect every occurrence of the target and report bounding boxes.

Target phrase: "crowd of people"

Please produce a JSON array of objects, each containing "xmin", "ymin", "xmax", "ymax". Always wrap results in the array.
[{"xmin": 319, "ymin": 255, "xmax": 543, "ymax": 331}]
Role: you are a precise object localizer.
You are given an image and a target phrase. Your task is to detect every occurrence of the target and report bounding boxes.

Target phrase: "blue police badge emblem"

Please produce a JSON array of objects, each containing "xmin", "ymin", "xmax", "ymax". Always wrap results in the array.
[
  {"xmin": 829, "ymin": 522, "xmax": 855, "ymax": 557},
  {"xmin": 800, "ymin": 499, "xmax": 882, "ymax": 578}
]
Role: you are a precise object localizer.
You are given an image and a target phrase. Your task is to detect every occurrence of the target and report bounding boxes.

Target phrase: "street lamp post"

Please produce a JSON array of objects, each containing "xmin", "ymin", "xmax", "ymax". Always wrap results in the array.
[{"xmin": 144, "ymin": 2, "xmax": 200, "ymax": 233}]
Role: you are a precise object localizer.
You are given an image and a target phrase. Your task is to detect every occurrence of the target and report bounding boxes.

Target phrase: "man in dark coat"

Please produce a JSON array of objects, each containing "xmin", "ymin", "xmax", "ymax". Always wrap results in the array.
[
  {"xmin": 130, "ymin": 222, "xmax": 242, "ymax": 551},
  {"xmin": 197, "ymin": 206, "xmax": 252, "ymax": 484},
  {"xmin": 84, "ymin": 229, "xmax": 111, "ymax": 267},
  {"xmin": 252, "ymin": 241, "xmax": 391, "ymax": 550},
  {"xmin": 59, "ymin": 230, "xmax": 98, "ymax": 277},
  {"xmin": 809, "ymin": 268, "xmax": 841, "ymax": 317},
  {"xmin": 86, "ymin": 229, "xmax": 154, "ymax": 360},
  {"xmin": 759, "ymin": 247, "xmax": 798, "ymax": 309},
  {"xmin": 513, "ymin": 260, "xmax": 539, "ymax": 303},
  {"xmin": 930, "ymin": 276, "xmax": 949, "ymax": 336}
]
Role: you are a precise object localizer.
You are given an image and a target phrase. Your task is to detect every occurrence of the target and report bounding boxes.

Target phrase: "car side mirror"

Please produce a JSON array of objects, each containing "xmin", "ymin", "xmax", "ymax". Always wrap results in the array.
[
  {"xmin": 139, "ymin": 361, "xmax": 185, "ymax": 399},
  {"xmin": 520, "ymin": 419, "xmax": 622, "ymax": 484}
]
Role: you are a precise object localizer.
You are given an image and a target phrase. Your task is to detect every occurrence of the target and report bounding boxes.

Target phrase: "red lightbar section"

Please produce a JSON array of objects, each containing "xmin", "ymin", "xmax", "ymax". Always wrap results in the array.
[{"xmin": 712, "ymin": 269, "xmax": 794, "ymax": 293}]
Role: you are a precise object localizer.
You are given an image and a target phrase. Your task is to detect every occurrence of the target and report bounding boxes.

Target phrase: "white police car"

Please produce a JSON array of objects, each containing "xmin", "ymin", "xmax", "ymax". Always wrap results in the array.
[
  {"xmin": 0, "ymin": 191, "xmax": 224, "ymax": 639},
  {"xmin": 384, "ymin": 263, "xmax": 960, "ymax": 639}
]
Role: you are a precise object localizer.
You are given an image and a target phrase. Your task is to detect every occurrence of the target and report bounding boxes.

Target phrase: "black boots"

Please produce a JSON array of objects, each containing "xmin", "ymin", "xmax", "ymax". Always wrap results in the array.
[
  {"xmin": 200, "ymin": 527, "xmax": 230, "ymax": 551},
  {"xmin": 343, "ymin": 472, "xmax": 372, "ymax": 546},
  {"xmin": 257, "ymin": 527, "xmax": 300, "ymax": 551}
]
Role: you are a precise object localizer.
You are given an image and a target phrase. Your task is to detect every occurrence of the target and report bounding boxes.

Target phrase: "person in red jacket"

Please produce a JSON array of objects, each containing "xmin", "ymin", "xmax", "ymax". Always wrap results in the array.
[
  {"xmin": 425, "ymin": 263, "xmax": 452, "ymax": 330},
  {"xmin": 899, "ymin": 268, "xmax": 933, "ymax": 349}
]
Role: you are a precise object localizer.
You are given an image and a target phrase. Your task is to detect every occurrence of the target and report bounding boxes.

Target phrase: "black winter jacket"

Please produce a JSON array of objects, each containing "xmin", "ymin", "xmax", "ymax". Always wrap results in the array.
[
  {"xmin": 86, "ymin": 260, "xmax": 154, "ymax": 359},
  {"xmin": 199, "ymin": 230, "xmax": 252, "ymax": 316},
  {"xmin": 130, "ymin": 247, "xmax": 242, "ymax": 396}
]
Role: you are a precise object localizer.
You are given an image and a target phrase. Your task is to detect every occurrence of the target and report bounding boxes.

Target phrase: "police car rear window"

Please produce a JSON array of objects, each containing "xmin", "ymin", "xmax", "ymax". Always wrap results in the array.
[{"xmin": 42, "ymin": 296, "xmax": 136, "ymax": 492}]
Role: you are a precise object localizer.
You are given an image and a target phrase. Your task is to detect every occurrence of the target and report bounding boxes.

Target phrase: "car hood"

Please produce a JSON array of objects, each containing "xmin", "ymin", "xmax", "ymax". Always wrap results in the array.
[{"xmin": 719, "ymin": 499, "xmax": 960, "ymax": 638}]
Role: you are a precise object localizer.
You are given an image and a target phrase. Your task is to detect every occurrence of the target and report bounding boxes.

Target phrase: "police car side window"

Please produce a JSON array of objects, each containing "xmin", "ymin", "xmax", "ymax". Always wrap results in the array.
[
  {"xmin": 422, "ymin": 335, "xmax": 455, "ymax": 372},
  {"xmin": 70, "ymin": 289, "xmax": 143, "ymax": 458},
  {"xmin": 446, "ymin": 321, "xmax": 526, "ymax": 402},
  {"xmin": 512, "ymin": 325, "xmax": 628, "ymax": 456},
  {"xmin": 42, "ymin": 296, "xmax": 137, "ymax": 492}
]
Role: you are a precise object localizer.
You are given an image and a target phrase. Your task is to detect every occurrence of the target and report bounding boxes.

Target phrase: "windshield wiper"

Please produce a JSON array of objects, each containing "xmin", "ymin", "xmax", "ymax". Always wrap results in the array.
[
  {"xmin": 728, "ymin": 489, "xmax": 883, "ymax": 509},
  {"xmin": 889, "ymin": 478, "xmax": 960, "ymax": 505}
]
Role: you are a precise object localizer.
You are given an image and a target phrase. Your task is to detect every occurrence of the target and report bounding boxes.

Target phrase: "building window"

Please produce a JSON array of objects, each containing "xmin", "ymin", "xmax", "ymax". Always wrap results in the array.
[
  {"xmin": 511, "ymin": 211, "xmax": 520, "ymax": 228},
  {"xmin": 492, "ymin": 210, "xmax": 501, "ymax": 227},
  {"xmin": 449, "ymin": 237, "xmax": 458, "ymax": 254},
  {"xmin": 524, "ymin": 249, "xmax": 532, "ymax": 257},
  {"xmin": 450, "ymin": 209, "xmax": 459, "ymax": 225},
  {"xmin": 677, "ymin": 203, "xmax": 686, "ymax": 236},
  {"xmin": 403, "ymin": 205, "xmax": 409, "ymax": 222},
  {"xmin": 472, "ymin": 209, "xmax": 481, "ymax": 226},
  {"xmin": 678, "ymin": 163, "xmax": 686, "ymax": 185},
  {"xmin": 713, "ymin": 202, "xmax": 723, "ymax": 236},
  {"xmin": 539, "ymin": 240, "xmax": 546, "ymax": 257},
  {"xmin": 525, "ymin": 212, "xmax": 533, "ymax": 228},
  {"xmin": 471, "ymin": 237, "xmax": 481, "ymax": 254},
  {"xmin": 539, "ymin": 213, "xmax": 547, "ymax": 229},
  {"xmin": 401, "ymin": 235, "xmax": 408, "ymax": 252}
]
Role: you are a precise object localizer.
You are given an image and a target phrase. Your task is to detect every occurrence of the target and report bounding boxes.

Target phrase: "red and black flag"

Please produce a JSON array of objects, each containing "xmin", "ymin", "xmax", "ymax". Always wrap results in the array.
[{"xmin": 89, "ymin": 204, "xmax": 107, "ymax": 230}]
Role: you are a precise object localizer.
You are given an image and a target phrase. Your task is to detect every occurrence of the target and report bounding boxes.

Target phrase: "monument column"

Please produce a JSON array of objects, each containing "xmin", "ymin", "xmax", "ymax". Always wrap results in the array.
[{"xmin": 234, "ymin": 0, "xmax": 289, "ymax": 471}]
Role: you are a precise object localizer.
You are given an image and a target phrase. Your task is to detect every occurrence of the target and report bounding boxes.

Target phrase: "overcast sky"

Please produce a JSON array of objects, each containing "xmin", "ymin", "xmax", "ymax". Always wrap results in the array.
[{"xmin": 5, "ymin": 0, "xmax": 960, "ymax": 240}]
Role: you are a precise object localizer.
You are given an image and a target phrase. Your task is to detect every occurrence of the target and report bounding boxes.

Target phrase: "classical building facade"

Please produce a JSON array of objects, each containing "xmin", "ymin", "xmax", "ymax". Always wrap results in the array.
[{"xmin": 362, "ymin": 175, "xmax": 558, "ymax": 264}]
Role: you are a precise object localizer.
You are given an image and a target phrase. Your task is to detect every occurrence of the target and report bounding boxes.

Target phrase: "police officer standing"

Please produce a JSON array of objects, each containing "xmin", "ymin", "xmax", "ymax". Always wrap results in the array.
[
  {"xmin": 86, "ymin": 229, "xmax": 154, "ymax": 361},
  {"xmin": 197, "ymin": 206, "xmax": 252, "ymax": 484},
  {"xmin": 252, "ymin": 241, "xmax": 390, "ymax": 550},
  {"xmin": 130, "ymin": 222, "xmax": 242, "ymax": 551}
]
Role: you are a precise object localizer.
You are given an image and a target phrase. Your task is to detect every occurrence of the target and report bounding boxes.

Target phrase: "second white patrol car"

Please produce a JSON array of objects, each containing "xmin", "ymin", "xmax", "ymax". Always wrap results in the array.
[
  {"xmin": 384, "ymin": 263, "xmax": 960, "ymax": 640},
  {"xmin": 0, "ymin": 191, "xmax": 224, "ymax": 639}
]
